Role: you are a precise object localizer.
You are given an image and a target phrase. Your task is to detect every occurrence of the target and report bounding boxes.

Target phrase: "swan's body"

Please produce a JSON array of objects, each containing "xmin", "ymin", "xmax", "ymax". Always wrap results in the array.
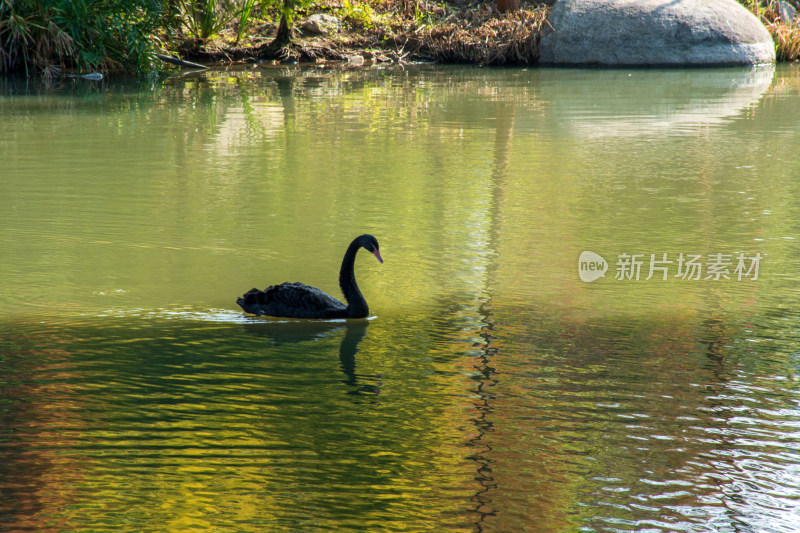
[
  {"xmin": 238, "ymin": 282, "xmax": 349, "ymax": 319},
  {"xmin": 237, "ymin": 234, "xmax": 383, "ymax": 319}
]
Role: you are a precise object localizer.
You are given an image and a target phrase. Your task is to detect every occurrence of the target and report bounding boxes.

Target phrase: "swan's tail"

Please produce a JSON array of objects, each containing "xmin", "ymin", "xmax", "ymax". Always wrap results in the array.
[{"xmin": 237, "ymin": 288, "xmax": 266, "ymax": 315}]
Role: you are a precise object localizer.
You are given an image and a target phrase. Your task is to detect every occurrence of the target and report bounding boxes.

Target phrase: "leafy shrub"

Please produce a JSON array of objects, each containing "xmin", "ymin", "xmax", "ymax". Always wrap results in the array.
[{"xmin": 0, "ymin": 0, "xmax": 165, "ymax": 76}]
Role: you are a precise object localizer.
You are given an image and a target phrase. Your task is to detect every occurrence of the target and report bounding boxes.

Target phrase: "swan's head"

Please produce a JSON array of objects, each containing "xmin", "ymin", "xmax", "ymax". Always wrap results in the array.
[{"xmin": 358, "ymin": 234, "xmax": 383, "ymax": 263}]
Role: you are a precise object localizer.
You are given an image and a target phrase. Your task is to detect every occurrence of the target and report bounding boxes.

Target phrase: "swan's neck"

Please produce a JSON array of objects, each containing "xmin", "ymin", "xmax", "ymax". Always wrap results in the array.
[{"xmin": 339, "ymin": 240, "xmax": 368, "ymax": 318}]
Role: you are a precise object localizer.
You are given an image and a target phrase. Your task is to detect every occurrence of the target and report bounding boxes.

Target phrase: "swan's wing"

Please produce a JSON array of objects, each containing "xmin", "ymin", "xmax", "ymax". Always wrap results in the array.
[
  {"xmin": 238, "ymin": 282, "xmax": 346, "ymax": 318},
  {"xmin": 269, "ymin": 282, "xmax": 346, "ymax": 311}
]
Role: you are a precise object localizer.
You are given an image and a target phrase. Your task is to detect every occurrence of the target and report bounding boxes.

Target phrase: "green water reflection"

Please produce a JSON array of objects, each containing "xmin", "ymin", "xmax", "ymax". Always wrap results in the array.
[{"xmin": 1, "ymin": 64, "xmax": 800, "ymax": 532}]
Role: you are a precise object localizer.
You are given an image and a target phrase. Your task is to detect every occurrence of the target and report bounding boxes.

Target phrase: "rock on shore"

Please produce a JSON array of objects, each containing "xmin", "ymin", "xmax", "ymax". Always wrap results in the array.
[{"xmin": 538, "ymin": 0, "xmax": 776, "ymax": 66}]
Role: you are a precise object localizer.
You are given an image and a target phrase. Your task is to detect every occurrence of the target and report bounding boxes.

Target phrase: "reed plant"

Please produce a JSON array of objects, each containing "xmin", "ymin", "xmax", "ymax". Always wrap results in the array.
[
  {"xmin": 180, "ymin": 0, "xmax": 233, "ymax": 39},
  {"xmin": 177, "ymin": 0, "xmax": 261, "ymax": 41},
  {"xmin": 236, "ymin": 0, "xmax": 259, "ymax": 44}
]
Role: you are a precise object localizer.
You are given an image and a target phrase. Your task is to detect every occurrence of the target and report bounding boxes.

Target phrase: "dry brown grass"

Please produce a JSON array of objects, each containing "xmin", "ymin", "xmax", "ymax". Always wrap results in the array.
[
  {"xmin": 388, "ymin": 6, "xmax": 550, "ymax": 65},
  {"xmin": 767, "ymin": 22, "xmax": 800, "ymax": 61}
]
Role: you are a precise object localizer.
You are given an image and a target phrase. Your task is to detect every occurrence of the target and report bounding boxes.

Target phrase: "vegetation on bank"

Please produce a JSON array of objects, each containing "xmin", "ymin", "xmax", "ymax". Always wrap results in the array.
[
  {"xmin": 0, "ymin": 0, "xmax": 798, "ymax": 77},
  {"xmin": 745, "ymin": 0, "xmax": 800, "ymax": 61}
]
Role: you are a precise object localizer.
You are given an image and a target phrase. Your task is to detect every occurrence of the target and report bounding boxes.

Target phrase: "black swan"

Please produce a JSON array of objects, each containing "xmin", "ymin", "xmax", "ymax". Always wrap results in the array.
[{"xmin": 237, "ymin": 234, "xmax": 383, "ymax": 319}]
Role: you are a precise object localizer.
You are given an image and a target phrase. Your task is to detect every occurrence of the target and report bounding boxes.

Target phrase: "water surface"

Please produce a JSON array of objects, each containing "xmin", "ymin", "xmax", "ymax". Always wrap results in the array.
[{"xmin": 1, "ymin": 64, "xmax": 800, "ymax": 532}]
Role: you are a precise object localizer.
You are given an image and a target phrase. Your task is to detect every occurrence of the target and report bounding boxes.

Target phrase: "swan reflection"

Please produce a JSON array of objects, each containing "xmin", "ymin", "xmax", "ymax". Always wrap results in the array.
[{"xmin": 243, "ymin": 319, "xmax": 381, "ymax": 395}]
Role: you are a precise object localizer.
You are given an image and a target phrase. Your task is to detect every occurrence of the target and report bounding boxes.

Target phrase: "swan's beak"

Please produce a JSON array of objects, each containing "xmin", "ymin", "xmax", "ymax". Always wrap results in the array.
[{"xmin": 373, "ymin": 249, "xmax": 384, "ymax": 263}]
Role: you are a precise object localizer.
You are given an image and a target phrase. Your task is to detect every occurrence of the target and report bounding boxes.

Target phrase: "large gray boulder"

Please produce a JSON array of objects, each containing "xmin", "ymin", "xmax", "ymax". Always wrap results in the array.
[
  {"xmin": 538, "ymin": 0, "xmax": 776, "ymax": 66},
  {"xmin": 301, "ymin": 14, "xmax": 341, "ymax": 35}
]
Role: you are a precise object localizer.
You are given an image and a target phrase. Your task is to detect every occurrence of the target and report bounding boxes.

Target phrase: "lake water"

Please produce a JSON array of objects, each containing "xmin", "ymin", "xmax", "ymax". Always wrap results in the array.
[{"xmin": 2, "ymin": 63, "xmax": 800, "ymax": 532}]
